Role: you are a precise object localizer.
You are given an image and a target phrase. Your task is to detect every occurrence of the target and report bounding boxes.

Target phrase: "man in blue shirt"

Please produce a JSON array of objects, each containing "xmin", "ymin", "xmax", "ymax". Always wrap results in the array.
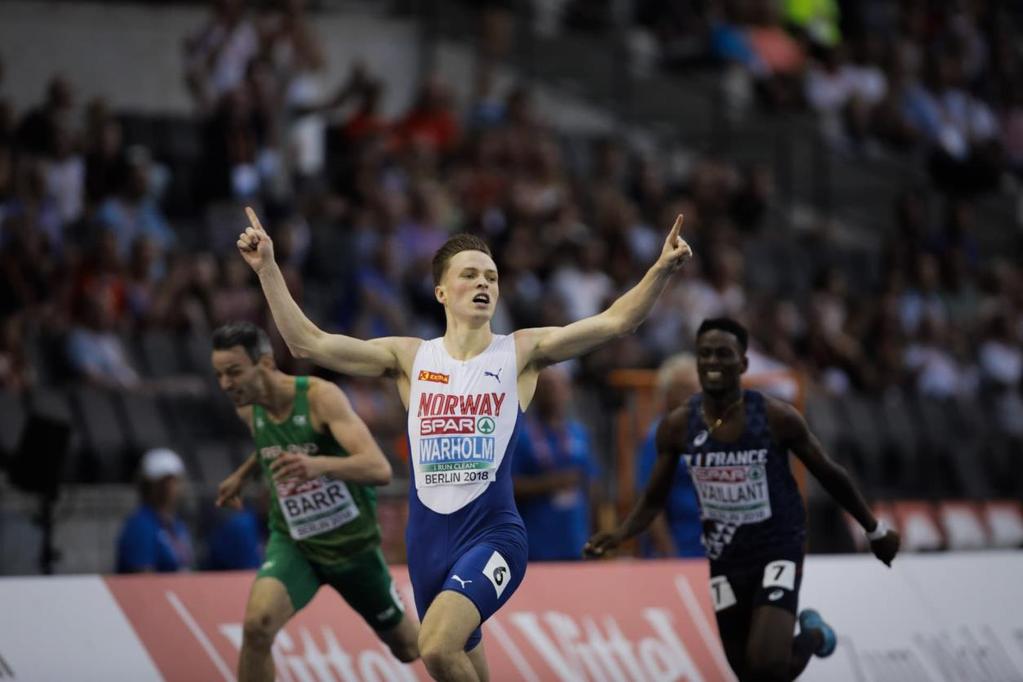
[
  {"xmin": 512, "ymin": 367, "xmax": 597, "ymax": 561},
  {"xmin": 636, "ymin": 353, "xmax": 704, "ymax": 557},
  {"xmin": 116, "ymin": 448, "xmax": 194, "ymax": 573}
]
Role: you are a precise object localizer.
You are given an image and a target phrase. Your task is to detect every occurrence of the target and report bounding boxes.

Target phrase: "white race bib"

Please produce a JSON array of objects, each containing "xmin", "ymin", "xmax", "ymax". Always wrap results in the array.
[
  {"xmin": 416, "ymin": 414, "xmax": 501, "ymax": 488},
  {"xmin": 276, "ymin": 477, "xmax": 360, "ymax": 540},
  {"xmin": 690, "ymin": 461, "xmax": 772, "ymax": 525}
]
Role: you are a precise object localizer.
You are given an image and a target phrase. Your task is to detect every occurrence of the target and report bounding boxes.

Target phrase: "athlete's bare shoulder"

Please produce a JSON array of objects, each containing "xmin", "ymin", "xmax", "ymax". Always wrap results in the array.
[
  {"xmin": 306, "ymin": 376, "xmax": 343, "ymax": 401},
  {"xmin": 371, "ymin": 336, "xmax": 425, "ymax": 377},
  {"xmin": 512, "ymin": 327, "xmax": 554, "ymax": 372},
  {"xmin": 764, "ymin": 394, "xmax": 808, "ymax": 442}
]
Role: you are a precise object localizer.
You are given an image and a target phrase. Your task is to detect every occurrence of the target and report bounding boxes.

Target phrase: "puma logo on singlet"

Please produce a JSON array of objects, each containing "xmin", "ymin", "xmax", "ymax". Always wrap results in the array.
[
  {"xmin": 451, "ymin": 575, "xmax": 472, "ymax": 588},
  {"xmin": 484, "ymin": 368, "xmax": 502, "ymax": 383}
]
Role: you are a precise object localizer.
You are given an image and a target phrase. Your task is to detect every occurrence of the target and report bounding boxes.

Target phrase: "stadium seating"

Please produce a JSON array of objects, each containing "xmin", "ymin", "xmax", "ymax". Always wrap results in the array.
[
  {"xmin": 71, "ymin": 385, "xmax": 131, "ymax": 482},
  {"xmin": 118, "ymin": 391, "xmax": 175, "ymax": 461},
  {"xmin": 192, "ymin": 441, "xmax": 240, "ymax": 488}
]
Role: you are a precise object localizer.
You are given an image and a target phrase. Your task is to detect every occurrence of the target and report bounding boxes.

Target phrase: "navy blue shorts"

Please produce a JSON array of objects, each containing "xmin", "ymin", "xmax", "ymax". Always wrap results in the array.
[
  {"xmin": 407, "ymin": 525, "xmax": 528, "ymax": 650},
  {"xmin": 710, "ymin": 554, "xmax": 804, "ymax": 645}
]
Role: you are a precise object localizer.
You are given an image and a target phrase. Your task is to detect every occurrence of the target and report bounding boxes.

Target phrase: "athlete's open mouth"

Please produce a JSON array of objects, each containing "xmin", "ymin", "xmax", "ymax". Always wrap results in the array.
[
  {"xmin": 472, "ymin": 293, "xmax": 490, "ymax": 304},
  {"xmin": 705, "ymin": 371, "xmax": 722, "ymax": 381}
]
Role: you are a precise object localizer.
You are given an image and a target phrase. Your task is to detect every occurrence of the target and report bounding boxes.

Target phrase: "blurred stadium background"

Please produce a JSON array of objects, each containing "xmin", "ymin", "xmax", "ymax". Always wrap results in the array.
[{"xmin": 0, "ymin": 0, "xmax": 1022, "ymax": 582}]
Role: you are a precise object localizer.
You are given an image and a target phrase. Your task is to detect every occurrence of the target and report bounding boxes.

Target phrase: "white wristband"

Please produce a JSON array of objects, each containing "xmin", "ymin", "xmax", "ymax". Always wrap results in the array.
[{"xmin": 865, "ymin": 519, "xmax": 889, "ymax": 541}]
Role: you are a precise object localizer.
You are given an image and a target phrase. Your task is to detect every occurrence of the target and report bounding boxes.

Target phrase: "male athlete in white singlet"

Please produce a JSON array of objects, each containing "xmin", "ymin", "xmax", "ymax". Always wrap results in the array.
[{"xmin": 237, "ymin": 207, "xmax": 692, "ymax": 681}]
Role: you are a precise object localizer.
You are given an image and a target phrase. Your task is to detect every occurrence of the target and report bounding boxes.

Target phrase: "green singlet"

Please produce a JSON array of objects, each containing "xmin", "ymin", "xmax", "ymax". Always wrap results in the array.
[{"xmin": 251, "ymin": 377, "xmax": 402, "ymax": 628}]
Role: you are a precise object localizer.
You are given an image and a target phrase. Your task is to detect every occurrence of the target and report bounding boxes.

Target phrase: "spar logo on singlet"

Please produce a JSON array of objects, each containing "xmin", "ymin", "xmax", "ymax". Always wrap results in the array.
[{"xmin": 417, "ymin": 392, "xmax": 505, "ymax": 485}]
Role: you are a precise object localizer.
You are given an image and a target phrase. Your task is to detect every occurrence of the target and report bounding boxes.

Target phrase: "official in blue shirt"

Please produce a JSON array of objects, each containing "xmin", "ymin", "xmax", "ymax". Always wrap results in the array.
[
  {"xmin": 116, "ymin": 448, "xmax": 194, "ymax": 573},
  {"xmin": 636, "ymin": 353, "xmax": 705, "ymax": 558},
  {"xmin": 512, "ymin": 367, "xmax": 597, "ymax": 561}
]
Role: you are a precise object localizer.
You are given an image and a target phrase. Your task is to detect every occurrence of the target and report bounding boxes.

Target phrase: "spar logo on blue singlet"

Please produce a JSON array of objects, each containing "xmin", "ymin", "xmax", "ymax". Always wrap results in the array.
[{"xmin": 417, "ymin": 392, "xmax": 506, "ymax": 484}]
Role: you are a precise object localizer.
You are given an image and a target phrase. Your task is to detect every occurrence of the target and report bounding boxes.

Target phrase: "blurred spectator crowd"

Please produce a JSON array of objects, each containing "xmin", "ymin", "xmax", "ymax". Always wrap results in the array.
[
  {"xmin": 0, "ymin": 0, "xmax": 1021, "ymax": 537},
  {"xmin": 578, "ymin": 0, "xmax": 1023, "ymax": 194}
]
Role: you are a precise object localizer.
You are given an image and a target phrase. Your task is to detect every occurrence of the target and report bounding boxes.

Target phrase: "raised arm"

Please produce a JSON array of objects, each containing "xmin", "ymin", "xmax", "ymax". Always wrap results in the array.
[
  {"xmin": 517, "ymin": 215, "xmax": 692, "ymax": 370},
  {"xmin": 238, "ymin": 207, "xmax": 416, "ymax": 378},
  {"xmin": 770, "ymin": 398, "xmax": 900, "ymax": 566},
  {"xmin": 583, "ymin": 409, "xmax": 688, "ymax": 557},
  {"xmin": 270, "ymin": 380, "xmax": 392, "ymax": 486}
]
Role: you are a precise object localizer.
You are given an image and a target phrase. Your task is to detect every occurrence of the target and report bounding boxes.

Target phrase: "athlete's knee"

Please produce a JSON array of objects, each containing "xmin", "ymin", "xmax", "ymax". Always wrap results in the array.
[
  {"xmin": 419, "ymin": 632, "xmax": 460, "ymax": 674},
  {"xmin": 420, "ymin": 647, "xmax": 461, "ymax": 676},
  {"xmin": 242, "ymin": 610, "xmax": 281, "ymax": 651},
  {"xmin": 388, "ymin": 637, "xmax": 419, "ymax": 663}
]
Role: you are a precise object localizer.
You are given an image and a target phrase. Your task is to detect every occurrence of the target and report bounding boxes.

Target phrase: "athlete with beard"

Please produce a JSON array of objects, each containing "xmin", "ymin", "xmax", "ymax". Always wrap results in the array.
[
  {"xmin": 585, "ymin": 317, "xmax": 900, "ymax": 682},
  {"xmin": 210, "ymin": 322, "xmax": 419, "ymax": 682},
  {"xmin": 237, "ymin": 206, "xmax": 692, "ymax": 681}
]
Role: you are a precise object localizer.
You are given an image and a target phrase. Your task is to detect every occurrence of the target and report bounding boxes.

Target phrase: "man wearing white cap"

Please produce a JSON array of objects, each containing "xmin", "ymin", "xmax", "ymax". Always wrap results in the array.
[{"xmin": 116, "ymin": 447, "xmax": 195, "ymax": 573}]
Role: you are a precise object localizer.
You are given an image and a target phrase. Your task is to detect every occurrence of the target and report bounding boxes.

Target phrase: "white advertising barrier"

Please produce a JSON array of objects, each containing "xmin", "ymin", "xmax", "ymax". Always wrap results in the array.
[
  {"xmin": 0, "ymin": 576, "xmax": 162, "ymax": 681},
  {"xmin": 800, "ymin": 553, "xmax": 1023, "ymax": 682},
  {"xmin": 0, "ymin": 554, "xmax": 1022, "ymax": 681}
]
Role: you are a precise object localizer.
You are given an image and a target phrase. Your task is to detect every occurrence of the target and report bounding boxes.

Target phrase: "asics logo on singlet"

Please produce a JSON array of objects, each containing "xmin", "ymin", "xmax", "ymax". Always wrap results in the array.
[
  {"xmin": 768, "ymin": 589, "xmax": 785, "ymax": 601},
  {"xmin": 493, "ymin": 566, "xmax": 507, "ymax": 586},
  {"xmin": 292, "ymin": 414, "xmax": 307, "ymax": 426},
  {"xmin": 483, "ymin": 368, "xmax": 502, "ymax": 383},
  {"xmin": 451, "ymin": 575, "xmax": 472, "ymax": 588}
]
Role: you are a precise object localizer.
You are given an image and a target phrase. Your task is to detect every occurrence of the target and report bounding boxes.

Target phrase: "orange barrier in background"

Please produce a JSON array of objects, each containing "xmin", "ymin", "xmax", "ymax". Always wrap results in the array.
[{"xmin": 105, "ymin": 561, "xmax": 728, "ymax": 681}]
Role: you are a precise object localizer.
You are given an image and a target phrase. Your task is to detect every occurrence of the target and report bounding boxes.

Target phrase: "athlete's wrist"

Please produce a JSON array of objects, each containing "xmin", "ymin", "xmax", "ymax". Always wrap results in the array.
[
  {"xmin": 611, "ymin": 527, "xmax": 632, "ymax": 545},
  {"xmin": 254, "ymin": 259, "xmax": 280, "ymax": 277},
  {"xmin": 865, "ymin": 519, "xmax": 889, "ymax": 541},
  {"xmin": 309, "ymin": 455, "xmax": 330, "ymax": 479},
  {"xmin": 650, "ymin": 258, "xmax": 676, "ymax": 278}
]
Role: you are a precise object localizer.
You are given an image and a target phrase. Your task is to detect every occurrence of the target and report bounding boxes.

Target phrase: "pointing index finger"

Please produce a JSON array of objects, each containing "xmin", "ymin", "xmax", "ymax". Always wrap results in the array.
[
  {"xmin": 670, "ymin": 214, "xmax": 684, "ymax": 240},
  {"xmin": 245, "ymin": 206, "xmax": 266, "ymax": 233}
]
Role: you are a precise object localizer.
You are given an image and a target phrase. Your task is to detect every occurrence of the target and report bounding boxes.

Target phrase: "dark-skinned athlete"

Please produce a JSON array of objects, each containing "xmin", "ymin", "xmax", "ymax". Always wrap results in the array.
[{"xmin": 585, "ymin": 317, "xmax": 900, "ymax": 682}]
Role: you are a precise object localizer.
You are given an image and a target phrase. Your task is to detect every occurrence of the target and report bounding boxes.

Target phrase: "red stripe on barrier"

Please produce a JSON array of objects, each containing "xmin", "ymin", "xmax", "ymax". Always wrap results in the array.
[{"xmin": 105, "ymin": 561, "xmax": 724, "ymax": 681}]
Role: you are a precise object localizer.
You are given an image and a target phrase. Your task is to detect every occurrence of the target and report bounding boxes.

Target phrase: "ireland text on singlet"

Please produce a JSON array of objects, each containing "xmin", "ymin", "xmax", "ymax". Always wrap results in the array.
[{"xmin": 253, "ymin": 377, "xmax": 380, "ymax": 564}]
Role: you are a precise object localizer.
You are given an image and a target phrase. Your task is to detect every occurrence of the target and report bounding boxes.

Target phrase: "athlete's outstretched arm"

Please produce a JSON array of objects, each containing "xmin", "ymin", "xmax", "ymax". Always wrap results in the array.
[
  {"xmin": 237, "ymin": 207, "xmax": 412, "ymax": 378},
  {"xmin": 772, "ymin": 399, "xmax": 901, "ymax": 566},
  {"xmin": 584, "ymin": 410, "xmax": 686, "ymax": 557},
  {"xmin": 270, "ymin": 381, "xmax": 392, "ymax": 486},
  {"xmin": 517, "ymin": 215, "xmax": 692, "ymax": 369},
  {"xmin": 216, "ymin": 452, "xmax": 259, "ymax": 509}
]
